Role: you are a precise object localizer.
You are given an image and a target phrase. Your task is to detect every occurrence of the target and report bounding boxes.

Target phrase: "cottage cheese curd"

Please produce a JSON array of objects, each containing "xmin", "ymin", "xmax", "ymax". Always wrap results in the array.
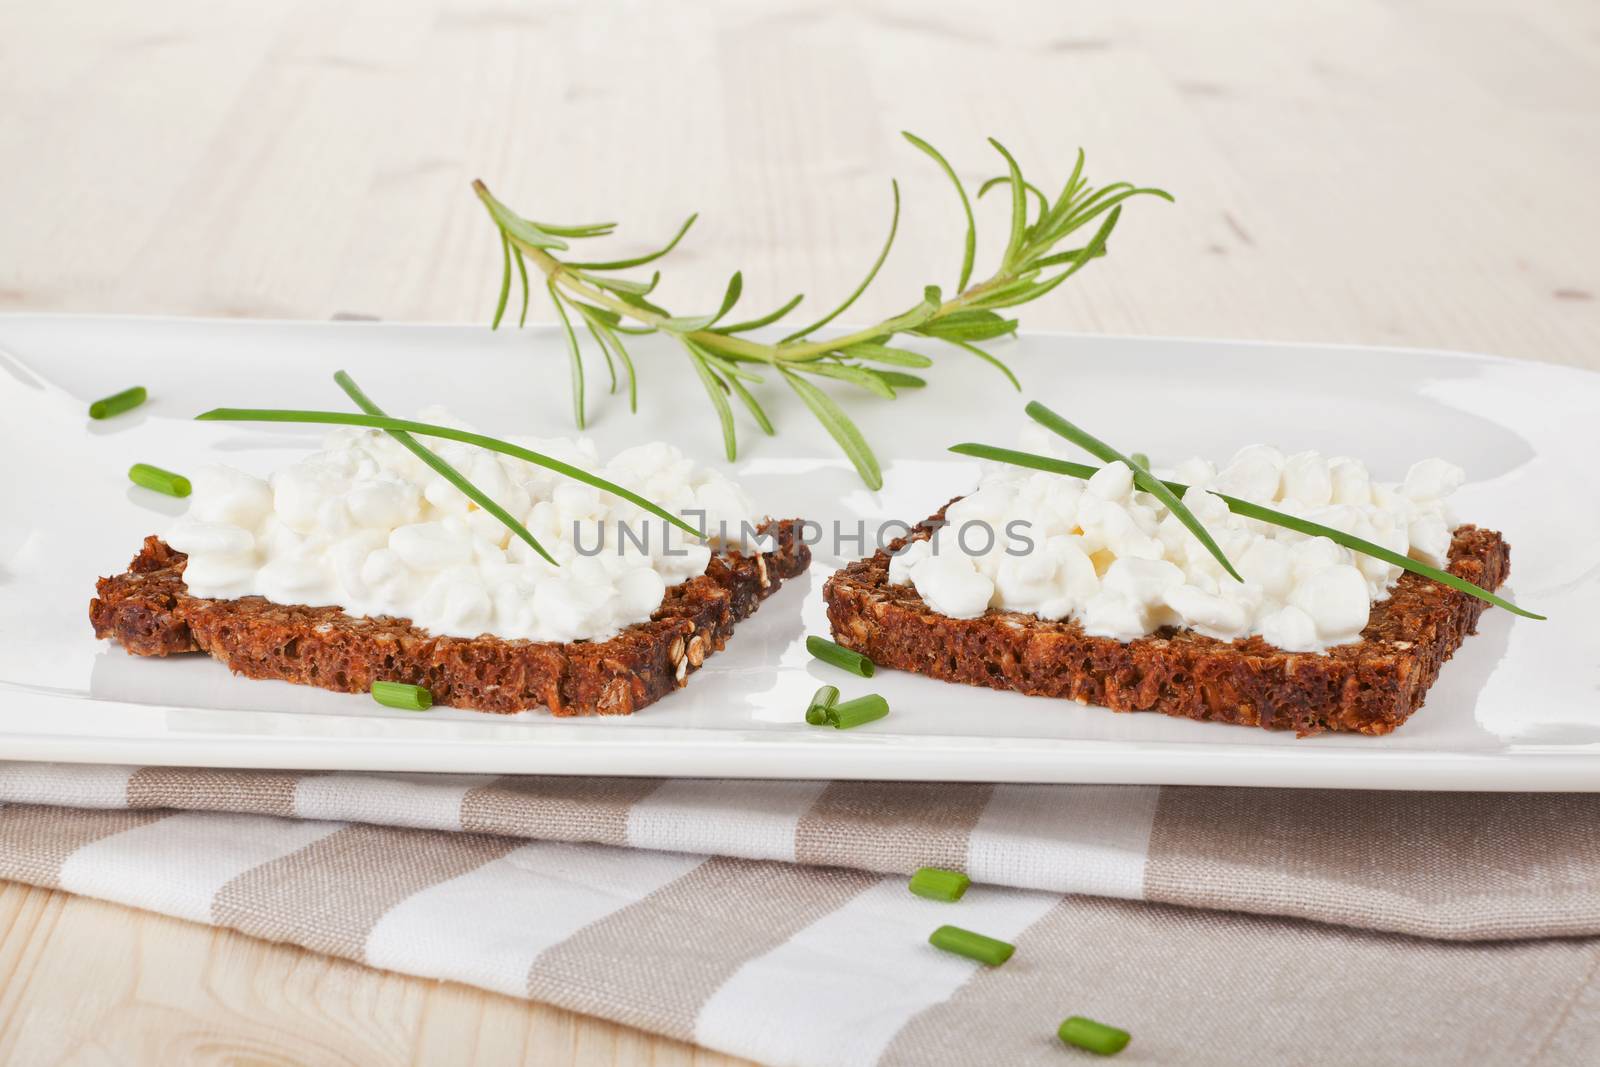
[
  {"xmin": 889, "ymin": 427, "xmax": 1464, "ymax": 653},
  {"xmin": 165, "ymin": 411, "xmax": 759, "ymax": 642}
]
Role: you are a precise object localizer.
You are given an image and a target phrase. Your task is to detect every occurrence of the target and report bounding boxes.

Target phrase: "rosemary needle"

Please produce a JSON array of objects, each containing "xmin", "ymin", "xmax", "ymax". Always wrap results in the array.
[{"xmin": 472, "ymin": 137, "xmax": 1172, "ymax": 489}]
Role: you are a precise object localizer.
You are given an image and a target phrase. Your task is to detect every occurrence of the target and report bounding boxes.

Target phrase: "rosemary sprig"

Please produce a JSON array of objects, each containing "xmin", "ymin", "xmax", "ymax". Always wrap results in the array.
[
  {"xmin": 196, "ymin": 399, "xmax": 704, "ymax": 543},
  {"xmin": 948, "ymin": 441, "xmax": 1543, "ymax": 620},
  {"xmin": 474, "ymin": 135, "xmax": 1171, "ymax": 489}
]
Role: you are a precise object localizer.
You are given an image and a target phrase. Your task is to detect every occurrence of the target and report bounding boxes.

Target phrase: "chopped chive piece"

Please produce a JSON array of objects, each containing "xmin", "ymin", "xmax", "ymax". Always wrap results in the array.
[
  {"xmin": 805, "ymin": 684, "xmax": 840, "ymax": 725},
  {"xmin": 127, "ymin": 463, "xmax": 190, "ymax": 497},
  {"xmin": 90, "ymin": 386, "xmax": 147, "ymax": 419},
  {"xmin": 806, "ymin": 635, "xmax": 875, "ymax": 677},
  {"xmin": 371, "ymin": 680, "xmax": 433, "ymax": 711},
  {"xmin": 929, "ymin": 924, "xmax": 1013, "ymax": 966},
  {"xmin": 1058, "ymin": 1016, "xmax": 1131, "ymax": 1056},
  {"xmin": 828, "ymin": 694, "xmax": 889, "ymax": 729},
  {"xmin": 909, "ymin": 867, "xmax": 971, "ymax": 902}
]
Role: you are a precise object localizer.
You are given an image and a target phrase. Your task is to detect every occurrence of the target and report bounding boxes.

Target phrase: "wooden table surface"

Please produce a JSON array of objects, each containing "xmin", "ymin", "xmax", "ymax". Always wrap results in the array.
[{"xmin": 2, "ymin": 0, "xmax": 1597, "ymax": 1062}]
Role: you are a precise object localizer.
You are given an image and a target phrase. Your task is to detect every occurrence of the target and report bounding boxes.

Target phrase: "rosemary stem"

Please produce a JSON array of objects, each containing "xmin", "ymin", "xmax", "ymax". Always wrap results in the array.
[
  {"xmin": 519, "ymin": 244, "xmax": 657, "ymax": 322},
  {"xmin": 516, "ymin": 226, "xmax": 1016, "ymax": 367},
  {"xmin": 766, "ymin": 278, "xmax": 1005, "ymax": 361},
  {"xmin": 516, "ymin": 240, "xmax": 778, "ymax": 364}
]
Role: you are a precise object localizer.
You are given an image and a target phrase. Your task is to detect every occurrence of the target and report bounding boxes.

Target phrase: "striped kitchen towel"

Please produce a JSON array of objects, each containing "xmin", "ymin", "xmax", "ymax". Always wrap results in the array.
[
  {"xmin": 3, "ymin": 761, "xmax": 1599, "ymax": 942},
  {"xmin": 1, "ymin": 794, "xmax": 1597, "ymax": 1066}
]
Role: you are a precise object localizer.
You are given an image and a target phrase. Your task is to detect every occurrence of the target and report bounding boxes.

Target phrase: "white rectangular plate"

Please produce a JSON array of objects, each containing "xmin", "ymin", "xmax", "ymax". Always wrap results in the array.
[{"xmin": 2, "ymin": 315, "xmax": 1596, "ymax": 789}]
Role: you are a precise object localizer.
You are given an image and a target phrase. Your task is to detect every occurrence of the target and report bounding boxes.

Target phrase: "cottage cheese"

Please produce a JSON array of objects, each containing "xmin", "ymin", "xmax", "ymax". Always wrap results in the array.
[
  {"xmin": 166, "ymin": 411, "xmax": 759, "ymax": 642},
  {"xmin": 889, "ymin": 427, "xmax": 1464, "ymax": 653}
]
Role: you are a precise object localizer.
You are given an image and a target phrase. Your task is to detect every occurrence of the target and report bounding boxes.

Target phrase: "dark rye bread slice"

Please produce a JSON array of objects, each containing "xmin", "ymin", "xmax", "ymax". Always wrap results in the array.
[
  {"xmin": 91, "ymin": 519, "xmax": 809, "ymax": 716},
  {"xmin": 823, "ymin": 504, "xmax": 1511, "ymax": 736}
]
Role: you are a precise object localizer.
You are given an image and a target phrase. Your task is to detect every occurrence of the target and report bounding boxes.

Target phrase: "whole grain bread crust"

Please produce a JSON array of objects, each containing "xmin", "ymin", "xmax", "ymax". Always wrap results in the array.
[
  {"xmin": 822, "ymin": 504, "xmax": 1510, "ymax": 736},
  {"xmin": 91, "ymin": 519, "xmax": 809, "ymax": 716}
]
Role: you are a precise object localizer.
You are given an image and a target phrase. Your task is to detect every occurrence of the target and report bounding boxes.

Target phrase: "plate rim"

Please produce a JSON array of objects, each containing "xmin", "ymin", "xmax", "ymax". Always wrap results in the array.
[{"xmin": 4, "ymin": 312, "xmax": 1596, "ymax": 790}]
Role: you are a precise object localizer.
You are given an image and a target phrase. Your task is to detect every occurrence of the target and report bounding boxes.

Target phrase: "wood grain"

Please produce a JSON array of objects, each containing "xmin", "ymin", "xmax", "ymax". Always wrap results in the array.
[
  {"xmin": 1, "ymin": 0, "xmax": 1598, "ymax": 1062},
  {"xmin": 0, "ymin": 881, "xmax": 748, "ymax": 1066}
]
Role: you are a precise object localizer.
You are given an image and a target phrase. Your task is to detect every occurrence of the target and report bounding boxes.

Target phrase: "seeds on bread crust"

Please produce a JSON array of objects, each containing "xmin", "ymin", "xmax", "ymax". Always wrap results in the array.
[
  {"xmin": 90, "ymin": 519, "xmax": 810, "ymax": 716},
  {"xmin": 821, "ymin": 501, "xmax": 1510, "ymax": 737}
]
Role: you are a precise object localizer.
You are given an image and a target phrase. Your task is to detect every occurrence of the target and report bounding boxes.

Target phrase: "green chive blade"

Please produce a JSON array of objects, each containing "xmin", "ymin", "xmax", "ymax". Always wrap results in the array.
[
  {"xmin": 1025, "ymin": 400, "xmax": 1243, "ymax": 583},
  {"xmin": 929, "ymin": 925, "xmax": 1014, "ymax": 966},
  {"xmin": 371, "ymin": 680, "xmax": 433, "ymax": 711},
  {"xmin": 949, "ymin": 440, "xmax": 1540, "ymax": 620},
  {"xmin": 1058, "ymin": 1016, "xmax": 1131, "ymax": 1056},
  {"xmin": 909, "ymin": 867, "xmax": 971, "ymax": 902},
  {"xmin": 332, "ymin": 372, "xmax": 557, "ymax": 566},
  {"xmin": 198, "ymin": 405, "xmax": 703, "ymax": 542},
  {"xmin": 948, "ymin": 442, "xmax": 1097, "ymax": 479},
  {"xmin": 807, "ymin": 635, "xmax": 876, "ymax": 678},
  {"xmin": 90, "ymin": 385, "xmax": 147, "ymax": 420},
  {"xmin": 128, "ymin": 463, "xmax": 189, "ymax": 498},
  {"xmin": 1219, "ymin": 494, "xmax": 1544, "ymax": 621}
]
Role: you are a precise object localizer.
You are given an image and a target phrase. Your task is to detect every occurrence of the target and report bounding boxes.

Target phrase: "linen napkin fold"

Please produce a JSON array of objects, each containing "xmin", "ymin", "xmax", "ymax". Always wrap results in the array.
[
  {"xmin": 0, "ymin": 787, "xmax": 1597, "ymax": 1066},
  {"xmin": 2, "ymin": 761, "xmax": 1598, "ymax": 942}
]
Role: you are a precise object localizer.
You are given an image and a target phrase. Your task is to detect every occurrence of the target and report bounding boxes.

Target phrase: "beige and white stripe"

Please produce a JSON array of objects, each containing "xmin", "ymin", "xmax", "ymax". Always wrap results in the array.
[
  {"xmin": 213, "ymin": 823, "xmax": 521, "ymax": 959},
  {"xmin": 880, "ymin": 896, "xmax": 1600, "ymax": 1066},
  {"xmin": 4, "ymin": 762, "xmax": 1600, "ymax": 941},
  {"xmin": 366, "ymin": 840, "xmax": 705, "ymax": 998},
  {"xmin": 0, "ymin": 802, "xmax": 1596, "ymax": 1067}
]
